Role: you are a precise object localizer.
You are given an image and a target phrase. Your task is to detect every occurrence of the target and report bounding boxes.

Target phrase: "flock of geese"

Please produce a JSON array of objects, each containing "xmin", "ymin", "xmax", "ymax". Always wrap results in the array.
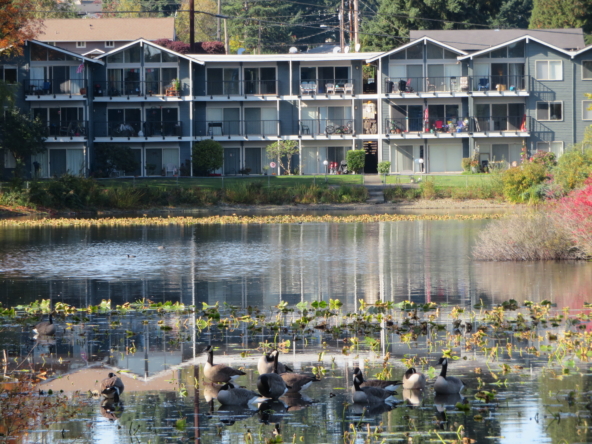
[{"xmin": 34, "ymin": 314, "xmax": 465, "ymax": 416}]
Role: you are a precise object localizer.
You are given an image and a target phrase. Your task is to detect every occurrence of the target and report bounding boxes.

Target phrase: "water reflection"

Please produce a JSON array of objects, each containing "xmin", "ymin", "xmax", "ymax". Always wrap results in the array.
[{"xmin": 1, "ymin": 221, "xmax": 590, "ymax": 310}]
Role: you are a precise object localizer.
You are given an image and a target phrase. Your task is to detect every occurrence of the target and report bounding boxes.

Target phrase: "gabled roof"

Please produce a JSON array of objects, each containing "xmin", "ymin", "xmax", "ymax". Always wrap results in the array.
[
  {"xmin": 82, "ymin": 48, "xmax": 105, "ymax": 57},
  {"xmin": 570, "ymin": 44, "xmax": 592, "ymax": 57},
  {"xmin": 365, "ymin": 36, "xmax": 467, "ymax": 63},
  {"xmin": 457, "ymin": 35, "xmax": 574, "ymax": 60},
  {"xmin": 30, "ymin": 40, "xmax": 104, "ymax": 64},
  {"xmin": 96, "ymin": 39, "xmax": 204, "ymax": 65},
  {"xmin": 411, "ymin": 29, "xmax": 585, "ymax": 52},
  {"xmin": 36, "ymin": 18, "xmax": 175, "ymax": 43}
]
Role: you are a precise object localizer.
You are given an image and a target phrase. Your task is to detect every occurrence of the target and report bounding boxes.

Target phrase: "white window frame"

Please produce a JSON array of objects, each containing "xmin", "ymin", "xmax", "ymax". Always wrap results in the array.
[
  {"xmin": 0, "ymin": 64, "xmax": 17, "ymax": 83},
  {"xmin": 582, "ymin": 60, "xmax": 592, "ymax": 80},
  {"xmin": 536, "ymin": 101, "xmax": 563, "ymax": 121},
  {"xmin": 537, "ymin": 141, "xmax": 563, "ymax": 155},
  {"xmin": 583, "ymin": 100, "xmax": 592, "ymax": 120},
  {"xmin": 535, "ymin": 60, "xmax": 563, "ymax": 81},
  {"xmin": 76, "ymin": 42, "xmax": 86, "ymax": 48},
  {"xmin": 105, "ymin": 41, "xmax": 115, "ymax": 48}
]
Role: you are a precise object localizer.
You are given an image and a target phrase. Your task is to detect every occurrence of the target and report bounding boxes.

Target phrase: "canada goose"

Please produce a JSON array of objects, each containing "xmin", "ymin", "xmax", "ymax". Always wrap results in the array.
[
  {"xmin": 352, "ymin": 375, "xmax": 397, "ymax": 405},
  {"xmin": 280, "ymin": 372, "xmax": 319, "ymax": 393},
  {"xmin": 352, "ymin": 367, "xmax": 400, "ymax": 392},
  {"xmin": 101, "ymin": 373, "xmax": 125, "ymax": 402},
  {"xmin": 402, "ymin": 367, "xmax": 426, "ymax": 390},
  {"xmin": 127, "ymin": 254, "xmax": 136, "ymax": 258},
  {"xmin": 157, "ymin": 246, "xmax": 165, "ymax": 250},
  {"xmin": 204, "ymin": 381, "xmax": 237, "ymax": 402},
  {"xmin": 33, "ymin": 313, "xmax": 56, "ymax": 336},
  {"xmin": 257, "ymin": 350, "xmax": 289, "ymax": 399},
  {"xmin": 257, "ymin": 350, "xmax": 293, "ymax": 375},
  {"xmin": 204, "ymin": 345, "xmax": 246, "ymax": 383},
  {"xmin": 434, "ymin": 358, "xmax": 464, "ymax": 395},
  {"xmin": 216, "ymin": 384, "xmax": 269, "ymax": 407}
]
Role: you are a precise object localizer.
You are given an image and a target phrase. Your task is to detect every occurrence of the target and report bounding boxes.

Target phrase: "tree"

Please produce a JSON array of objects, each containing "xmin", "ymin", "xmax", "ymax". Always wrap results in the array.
[
  {"xmin": 265, "ymin": 140, "xmax": 298, "ymax": 175},
  {"xmin": 346, "ymin": 149, "xmax": 365, "ymax": 174},
  {"xmin": 0, "ymin": 0, "xmax": 42, "ymax": 55},
  {"xmin": 530, "ymin": 0, "xmax": 592, "ymax": 41},
  {"xmin": 490, "ymin": 0, "xmax": 533, "ymax": 29},
  {"xmin": 93, "ymin": 144, "xmax": 140, "ymax": 178},
  {"xmin": 361, "ymin": 0, "xmax": 501, "ymax": 51},
  {"xmin": 30, "ymin": 0, "xmax": 79, "ymax": 19},
  {"xmin": 175, "ymin": 0, "xmax": 218, "ymax": 44},
  {"xmin": 192, "ymin": 139, "xmax": 223, "ymax": 176},
  {"xmin": 0, "ymin": 109, "xmax": 47, "ymax": 177}
]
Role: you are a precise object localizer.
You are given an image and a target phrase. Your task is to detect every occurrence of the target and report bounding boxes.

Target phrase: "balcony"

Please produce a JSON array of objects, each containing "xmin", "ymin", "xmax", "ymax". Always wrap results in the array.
[
  {"xmin": 384, "ymin": 75, "xmax": 529, "ymax": 94},
  {"xmin": 299, "ymin": 119, "xmax": 354, "ymax": 137},
  {"xmin": 196, "ymin": 120, "xmax": 280, "ymax": 138},
  {"xmin": 40, "ymin": 120, "xmax": 87, "ymax": 139},
  {"xmin": 205, "ymin": 80, "xmax": 278, "ymax": 97},
  {"xmin": 92, "ymin": 81, "xmax": 182, "ymax": 98},
  {"xmin": 384, "ymin": 116, "xmax": 529, "ymax": 136},
  {"xmin": 24, "ymin": 79, "xmax": 87, "ymax": 98},
  {"xmin": 299, "ymin": 79, "xmax": 355, "ymax": 96},
  {"xmin": 94, "ymin": 121, "xmax": 183, "ymax": 138}
]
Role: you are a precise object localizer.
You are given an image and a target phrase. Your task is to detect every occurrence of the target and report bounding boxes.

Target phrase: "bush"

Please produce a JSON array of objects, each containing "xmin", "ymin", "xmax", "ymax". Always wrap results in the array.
[
  {"xmin": 530, "ymin": 151, "xmax": 556, "ymax": 169},
  {"xmin": 420, "ymin": 180, "xmax": 437, "ymax": 199},
  {"xmin": 552, "ymin": 146, "xmax": 592, "ymax": 191},
  {"xmin": 193, "ymin": 140, "xmax": 223, "ymax": 176},
  {"xmin": 94, "ymin": 144, "xmax": 140, "ymax": 178},
  {"xmin": 461, "ymin": 158, "xmax": 472, "ymax": 172},
  {"xmin": 473, "ymin": 211, "xmax": 583, "ymax": 261},
  {"xmin": 502, "ymin": 163, "xmax": 548, "ymax": 203},
  {"xmin": 377, "ymin": 161, "xmax": 391, "ymax": 174},
  {"xmin": 346, "ymin": 150, "xmax": 365, "ymax": 174},
  {"xmin": 40, "ymin": 174, "xmax": 100, "ymax": 209}
]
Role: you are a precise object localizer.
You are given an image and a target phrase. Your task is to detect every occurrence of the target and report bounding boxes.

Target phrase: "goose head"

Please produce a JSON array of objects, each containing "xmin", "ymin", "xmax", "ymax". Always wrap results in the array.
[{"xmin": 437, "ymin": 358, "xmax": 448, "ymax": 366}]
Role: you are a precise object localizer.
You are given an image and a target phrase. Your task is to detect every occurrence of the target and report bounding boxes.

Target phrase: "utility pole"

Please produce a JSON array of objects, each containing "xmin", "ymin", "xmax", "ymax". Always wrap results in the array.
[
  {"xmin": 348, "ymin": 0, "xmax": 353, "ymax": 45},
  {"xmin": 189, "ymin": 0, "xmax": 195, "ymax": 52},
  {"xmin": 340, "ymin": 0, "xmax": 345, "ymax": 52},
  {"xmin": 224, "ymin": 19, "xmax": 229, "ymax": 54},
  {"xmin": 353, "ymin": 0, "xmax": 359, "ymax": 51},
  {"xmin": 217, "ymin": 0, "xmax": 222, "ymax": 41}
]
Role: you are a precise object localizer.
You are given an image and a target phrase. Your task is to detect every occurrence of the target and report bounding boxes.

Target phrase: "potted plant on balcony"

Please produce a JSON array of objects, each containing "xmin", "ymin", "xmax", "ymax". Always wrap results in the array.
[{"xmin": 173, "ymin": 79, "xmax": 181, "ymax": 96}]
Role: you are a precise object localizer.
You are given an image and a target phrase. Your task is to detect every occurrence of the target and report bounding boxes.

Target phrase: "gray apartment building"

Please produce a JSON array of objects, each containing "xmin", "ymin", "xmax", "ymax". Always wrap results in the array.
[{"xmin": 1, "ymin": 22, "xmax": 591, "ymax": 178}]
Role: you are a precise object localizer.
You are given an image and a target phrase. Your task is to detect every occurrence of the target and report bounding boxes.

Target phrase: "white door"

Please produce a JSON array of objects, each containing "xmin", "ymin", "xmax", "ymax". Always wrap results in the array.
[{"xmin": 429, "ymin": 145, "xmax": 462, "ymax": 172}]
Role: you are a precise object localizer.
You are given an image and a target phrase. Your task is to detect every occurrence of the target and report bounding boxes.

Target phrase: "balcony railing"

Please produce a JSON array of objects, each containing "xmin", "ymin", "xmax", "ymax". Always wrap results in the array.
[
  {"xmin": 40, "ymin": 120, "xmax": 87, "ymax": 137},
  {"xmin": 197, "ymin": 120, "xmax": 280, "ymax": 137},
  {"xmin": 384, "ymin": 116, "xmax": 529, "ymax": 134},
  {"xmin": 94, "ymin": 121, "xmax": 183, "ymax": 138},
  {"xmin": 206, "ymin": 80, "xmax": 278, "ymax": 96},
  {"xmin": 93, "ymin": 81, "xmax": 182, "ymax": 97},
  {"xmin": 299, "ymin": 79, "xmax": 355, "ymax": 96},
  {"xmin": 300, "ymin": 119, "xmax": 354, "ymax": 136},
  {"xmin": 24, "ymin": 79, "xmax": 87, "ymax": 96},
  {"xmin": 384, "ymin": 75, "xmax": 529, "ymax": 93}
]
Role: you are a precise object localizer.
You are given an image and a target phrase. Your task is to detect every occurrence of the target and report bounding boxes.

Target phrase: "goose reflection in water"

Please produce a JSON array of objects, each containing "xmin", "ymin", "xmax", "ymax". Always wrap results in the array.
[
  {"xmin": 213, "ymin": 403, "xmax": 259, "ymax": 426},
  {"xmin": 402, "ymin": 388, "xmax": 424, "ymax": 407},
  {"xmin": 258, "ymin": 399, "xmax": 288, "ymax": 425},
  {"xmin": 100, "ymin": 399, "xmax": 124, "ymax": 422},
  {"xmin": 280, "ymin": 393, "xmax": 314, "ymax": 412}
]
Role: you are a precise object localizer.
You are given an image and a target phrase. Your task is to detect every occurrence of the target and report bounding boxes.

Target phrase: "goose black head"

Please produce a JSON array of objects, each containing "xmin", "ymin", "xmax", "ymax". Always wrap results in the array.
[
  {"xmin": 108, "ymin": 372, "xmax": 115, "ymax": 378},
  {"xmin": 405, "ymin": 368, "xmax": 417, "ymax": 378},
  {"xmin": 437, "ymin": 358, "xmax": 448, "ymax": 366}
]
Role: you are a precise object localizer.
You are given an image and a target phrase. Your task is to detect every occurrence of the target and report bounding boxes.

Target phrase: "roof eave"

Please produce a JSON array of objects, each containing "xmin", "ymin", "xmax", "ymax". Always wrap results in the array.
[{"xmin": 29, "ymin": 40, "xmax": 104, "ymax": 64}]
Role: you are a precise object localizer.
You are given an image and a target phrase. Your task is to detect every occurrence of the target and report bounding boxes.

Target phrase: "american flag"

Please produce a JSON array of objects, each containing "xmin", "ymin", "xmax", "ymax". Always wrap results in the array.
[{"xmin": 76, "ymin": 63, "xmax": 84, "ymax": 74}]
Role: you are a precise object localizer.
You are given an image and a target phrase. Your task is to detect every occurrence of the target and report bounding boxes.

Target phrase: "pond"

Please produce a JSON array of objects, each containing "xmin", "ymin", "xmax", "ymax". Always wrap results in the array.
[{"xmin": 0, "ymin": 218, "xmax": 591, "ymax": 443}]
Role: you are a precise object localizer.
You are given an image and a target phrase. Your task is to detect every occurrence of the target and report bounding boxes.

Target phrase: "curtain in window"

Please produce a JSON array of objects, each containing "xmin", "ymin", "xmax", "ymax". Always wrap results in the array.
[
  {"xmin": 69, "ymin": 66, "xmax": 83, "ymax": 94},
  {"xmin": 549, "ymin": 61, "xmax": 562, "ymax": 80},
  {"xmin": 31, "ymin": 151, "xmax": 48, "ymax": 178},
  {"xmin": 66, "ymin": 149, "xmax": 85, "ymax": 175},
  {"xmin": 162, "ymin": 148, "xmax": 178, "ymax": 169}
]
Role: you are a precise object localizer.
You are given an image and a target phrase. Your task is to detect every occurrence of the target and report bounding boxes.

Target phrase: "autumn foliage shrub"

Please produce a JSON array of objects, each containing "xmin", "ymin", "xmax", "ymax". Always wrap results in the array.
[
  {"xmin": 551, "ymin": 176, "xmax": 592, "ymax": 257},
  {"xmin": 502, "ymin": 162, "xmax": 548, "ymax": 203}
]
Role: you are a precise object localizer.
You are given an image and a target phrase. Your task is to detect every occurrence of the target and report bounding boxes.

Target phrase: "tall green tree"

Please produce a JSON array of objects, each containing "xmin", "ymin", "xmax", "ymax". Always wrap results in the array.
[
  {"xmin": 490, "ymin": 0, "xmax": 533, "ymax": 29},
  {"xmin": 175, "ymin": 0, "xmax": 218, "ymax": 43},
  {"xmin": 361, "ymin": 0, "xmax": 501, "ymax": 51},
  {"xmin": 0, "ymin": 109, "xmax": 47, "ymax": 177},
  {"xmin": 31, "ymin": 0, "xmax": 79, "ymax": 19},
  {"xmin": 529, "ymin": 0, "xmax": 592, "ymax": 42}
]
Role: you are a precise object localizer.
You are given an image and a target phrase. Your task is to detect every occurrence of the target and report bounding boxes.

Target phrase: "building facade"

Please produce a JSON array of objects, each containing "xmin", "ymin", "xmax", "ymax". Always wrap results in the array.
[{"xmin": 1, "ymin": 27, "xmax": 591, "ymax": 178}]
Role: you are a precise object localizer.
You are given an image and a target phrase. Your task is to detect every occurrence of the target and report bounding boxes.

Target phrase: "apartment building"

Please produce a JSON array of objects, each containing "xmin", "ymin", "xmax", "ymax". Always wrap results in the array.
[{"xmin": 1, "ymin": 25, "xmax": 591, "ymax": 178}]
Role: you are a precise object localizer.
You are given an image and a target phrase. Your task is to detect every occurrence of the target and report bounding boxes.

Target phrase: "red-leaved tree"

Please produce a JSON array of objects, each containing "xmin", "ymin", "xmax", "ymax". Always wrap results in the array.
[
  {"xmin": 0, "ymin": 0, "xmax": 42, "ymax": 55},
  {"xmin": 552, "ymin": 175, "xmax": 592, "ymax": 257}
]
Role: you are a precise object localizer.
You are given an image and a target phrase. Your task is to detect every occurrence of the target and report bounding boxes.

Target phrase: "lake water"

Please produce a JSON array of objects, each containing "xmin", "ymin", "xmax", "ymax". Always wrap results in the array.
[{"xmin": 1, "ymin": 218, "xmax": 591, "ymax": 443}]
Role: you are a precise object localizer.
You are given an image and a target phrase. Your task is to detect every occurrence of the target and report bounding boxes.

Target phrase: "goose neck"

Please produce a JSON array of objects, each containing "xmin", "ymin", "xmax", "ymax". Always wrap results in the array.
[
  {"xmin": 440, "ymin": 361, "xmax": 447, "ymax": 378},
  {"xmin": 207, "ymin": 349, "xmax": 214, "ymax": 365}
]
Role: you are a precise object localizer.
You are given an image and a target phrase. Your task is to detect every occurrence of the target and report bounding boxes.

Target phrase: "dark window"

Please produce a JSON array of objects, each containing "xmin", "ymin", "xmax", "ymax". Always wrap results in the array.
[{"xmin": 583, "ymin": 61, "xmax": 592, "ymax": 79}]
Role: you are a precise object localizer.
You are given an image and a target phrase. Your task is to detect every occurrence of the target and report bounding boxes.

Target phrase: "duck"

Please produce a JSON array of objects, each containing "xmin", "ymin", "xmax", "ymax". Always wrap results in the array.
[
  {"xmin": 203, "ymin": 345, "xmax": 246, "ymax": 383},
  {"xmin": 216, "ymin": 383, "xmax": 269, "ymax": 407},
  {"xmin": 33, "ymin": 313, "xmax": 56, "ymax": 336},
  {"xmin": 257, "ymin": 350, "xmax": 293, "ymax": 375},
  {"xmin": 352, "ymin": 367, "xmax": 400, "ymax": 392},
  {"xmin": 402, "ymin": 367, "xmax": 426, "ymax": 390},
  {"xmin": 434, "ymin": 358, "xmax": 464, "ymax": 395},
  {"xmin": 257, "ymin": 350, "xmax": 289, "ymax": 399},
  {"xmin": 100, "ymin": 372, "xmax": 125, "ymax": 402},
  {"xmin": 280, "ymin": 372, "xmax": 319, "ymax": 393},
  {"xmin": 352, "ymin": 375, "xmax": 397, "ymax": 405}
]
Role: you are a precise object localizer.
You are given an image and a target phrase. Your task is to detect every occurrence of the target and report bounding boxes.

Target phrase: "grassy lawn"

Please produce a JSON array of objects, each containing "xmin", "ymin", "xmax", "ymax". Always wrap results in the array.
[
  {"xmin": 384, "ymin": 174, "xmax": 495, "ymax": 187},
  {"xmin": 98, "ymin": 174, "xmax": 365, "ymax": 189}
]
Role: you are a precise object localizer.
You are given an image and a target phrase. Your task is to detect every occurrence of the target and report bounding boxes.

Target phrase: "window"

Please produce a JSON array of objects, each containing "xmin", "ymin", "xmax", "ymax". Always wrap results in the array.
[
  {"xmin": 582, "ymin": 61, "xmax": 592, "ymax": 79},
  {"xmin": 76, "ymin": 42, "xmax": 86, "ymax": 48},
  {"xmin": 0, "ymin": 65, "xmax": 17, "ymax": 84},
  {"xmin": 106, "ymin": 46, "xmax": 141, "ymax": 64},
  {"xmin": 535, "ymin": 60, "xmax": 562, "ymax": 80},
  {"xmin": 537, "ymin": 141, "xmax": 563, "ymax": 156},
  {"xmin": 537, "ymin": 101, "xmax": 563, "ymax": 121},
  {"xmin": 583, "ymin": 100, "xmax": 592, "ymax": 120},
  {"xmin": 105, "ymin": 41, "xmax": 115, "ymax": 48}
]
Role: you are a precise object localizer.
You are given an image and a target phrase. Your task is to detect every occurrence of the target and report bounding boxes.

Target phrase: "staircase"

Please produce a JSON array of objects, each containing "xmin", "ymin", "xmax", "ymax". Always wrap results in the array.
[{"xmin": 364, "ymin": 174, "xmax": 385, "ymax": 204}]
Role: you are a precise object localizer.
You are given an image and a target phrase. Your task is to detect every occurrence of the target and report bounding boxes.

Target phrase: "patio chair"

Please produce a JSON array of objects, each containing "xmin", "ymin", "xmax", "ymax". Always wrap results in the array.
[
  {"xmin": 340, "ymin": 160, "xmax": 348, "ymax": 174},
  {"xmin": 42, "ymin": 82, "xmax": 51, "ymax": 95},
  {"xmin": 326, "ymin": 83, "xmax": 336, "ymax": 94},
  {"xmin": 344, "ymin": 82, "xmax": 354, "ymax": 94},
  {"xmin": 426, "ymin": 78, "xmax": 437, "ymax": 92},
  {"xmin": 434, "ymin": 120, "xmax": 444, "ymax": 132},
  {"xmin": 300, "ymin": 122, "xmax": 310, "ymax": 135},
  {"xmin": 398, "ymin": 80, "xmax": 408, "ymax": 92},
  {"xmin": 459, "ymin": 76, "xmax": 469, "ymax": 92},
  {"xmin": 478, "ymin": 78, "xmax": 490, "ymax": 91},
  {"xmin": 300, "ymin": 82, "xmax": 310, "ymax": 95},
  {"xmin": 165, "ymin": 164, "xmax": 177, "ymax": 176}
]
